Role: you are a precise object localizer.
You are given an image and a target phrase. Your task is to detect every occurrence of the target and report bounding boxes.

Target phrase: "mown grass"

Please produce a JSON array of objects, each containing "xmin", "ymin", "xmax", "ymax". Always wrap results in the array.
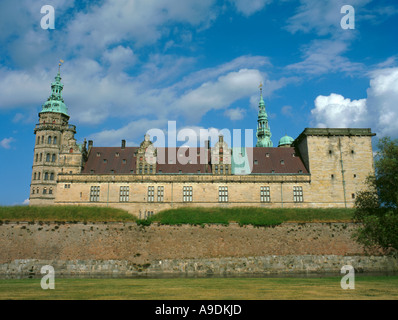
[
  {"xmin": 0, "ymin": 275, "xmax": 397, "ymax": 300},
  {"xmin": 0, "ymin": 205, "xmax": 136, "ymax": 223},
  {"xmin": 147, "ymin": 207, "xmax": 355, "ymax": 227},
  {"xmin": 0, "ymin": 206, "xmax": 354, "ymax": 226}
]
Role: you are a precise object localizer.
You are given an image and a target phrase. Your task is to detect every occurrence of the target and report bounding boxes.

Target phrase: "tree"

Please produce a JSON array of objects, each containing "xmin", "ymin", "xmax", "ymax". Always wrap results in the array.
[{"xmin": 353, "ymin": 137, "xmax": 398, "ymax": 253}]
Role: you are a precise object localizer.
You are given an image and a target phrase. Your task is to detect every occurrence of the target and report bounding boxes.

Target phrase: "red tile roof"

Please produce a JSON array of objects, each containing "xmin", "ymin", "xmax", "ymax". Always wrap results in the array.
[{"xmin": 82, "ymin": 146, "xmax": 308, "ymax": 174}]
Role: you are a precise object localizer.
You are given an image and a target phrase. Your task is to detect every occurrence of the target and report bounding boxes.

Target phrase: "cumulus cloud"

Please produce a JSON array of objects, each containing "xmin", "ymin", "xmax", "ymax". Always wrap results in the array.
[
  {"xmin": 311, "ymin": 93, "xmax": 367, "ymax": 128},
  {"xmin": 311, "ymin": 67, "xmax": 398, "ymax": 138}
]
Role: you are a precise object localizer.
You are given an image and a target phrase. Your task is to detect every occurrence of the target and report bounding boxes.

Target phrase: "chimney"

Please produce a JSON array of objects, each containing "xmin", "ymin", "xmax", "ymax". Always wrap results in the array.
[
  {"xmin": 88, "ymin": 140, "xmax": 93, "ymax": 148},
  {"xmin": 121, "ymin": 139, "xmax": 126, "ymax": 149}
]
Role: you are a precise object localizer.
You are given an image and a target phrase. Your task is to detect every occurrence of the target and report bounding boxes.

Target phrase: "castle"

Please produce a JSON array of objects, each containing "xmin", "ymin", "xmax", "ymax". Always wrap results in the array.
[{"xmin": 29, "ymin": 68, "xmax": 376, "ymax": 216}]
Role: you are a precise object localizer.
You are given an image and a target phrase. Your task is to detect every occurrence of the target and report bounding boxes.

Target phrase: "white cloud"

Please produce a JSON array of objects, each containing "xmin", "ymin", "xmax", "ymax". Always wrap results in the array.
[
  {"xmin": 225, "ymin": 108, "xmax": 246, "ymax": 121},
  {"xmin": 286, "ymin": 0, "xmax": 371, "ymax": 36},
  {"xmin": 281, "ymin": 105, "xmax": 293, "ymax": 117},
  {"xmin": 0, "ymin": 137, "xmax": 15, "ymax": 149},
  {"xmin": 22, "ymin": 198, "xmax": 30, "ymax": 205},
  {"xmin": 311, "ymin": 67, "xmax": 398, "ymax": 138},
  {"xmin": 311, "ymin": 93, "xmax": 367, "ymax": 128},
  {"xmin": 230, "ymin": 0, "xmax": 272, "ymax": 16},
  {"xmin": 286, "ymin": 39, "xmax": 363, "ymax": 75}
]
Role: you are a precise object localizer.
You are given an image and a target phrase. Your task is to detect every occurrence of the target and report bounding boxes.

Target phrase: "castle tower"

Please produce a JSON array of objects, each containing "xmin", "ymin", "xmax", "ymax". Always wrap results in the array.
[
  {"xmin": 30, "ymin": 63, "xmax": 83, "ymax": 205},
  {"xmin": 256, "ymin": 84, "xmax": 273, "ymax": 147}
]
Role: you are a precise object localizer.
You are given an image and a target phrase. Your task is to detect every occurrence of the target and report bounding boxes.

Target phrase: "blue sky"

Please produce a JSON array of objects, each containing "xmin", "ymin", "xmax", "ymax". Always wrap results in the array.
[{"xmin": 0, "ymin": 0, "xmax": 397, "ymax": 205}]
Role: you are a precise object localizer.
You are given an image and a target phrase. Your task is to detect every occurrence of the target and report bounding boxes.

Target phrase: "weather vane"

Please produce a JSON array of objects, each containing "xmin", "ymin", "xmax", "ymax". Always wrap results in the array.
[
  {"xmin": 259, "ymin": 82, "xmax": 263, "ymax": 95},
  {"xmin": 58, "ymin": 59, "xmax": 64, "ymax": 72}
]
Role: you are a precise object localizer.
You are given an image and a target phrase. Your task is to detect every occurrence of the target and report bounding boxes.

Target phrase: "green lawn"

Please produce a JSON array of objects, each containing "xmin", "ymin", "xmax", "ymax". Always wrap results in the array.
[
  {"xmin": 0, "ymin": 206, "xmax": 354, "ymax": 226},
  {"xmin": 0, "ymin": 275, "xmax": 397, "ymax": 300}
]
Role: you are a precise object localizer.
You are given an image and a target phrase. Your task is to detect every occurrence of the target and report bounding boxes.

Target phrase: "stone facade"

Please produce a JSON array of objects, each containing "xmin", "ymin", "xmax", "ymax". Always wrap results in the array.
[{"xmin": 29, "ymin": 71, "xmax": 376, "ymax": 216}]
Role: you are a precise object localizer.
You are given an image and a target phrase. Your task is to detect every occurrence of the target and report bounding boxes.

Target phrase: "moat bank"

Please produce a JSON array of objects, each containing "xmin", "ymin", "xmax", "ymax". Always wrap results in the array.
[{"xmin": 1, "ymin": 222, "xmax": 396, "ymax": 276}]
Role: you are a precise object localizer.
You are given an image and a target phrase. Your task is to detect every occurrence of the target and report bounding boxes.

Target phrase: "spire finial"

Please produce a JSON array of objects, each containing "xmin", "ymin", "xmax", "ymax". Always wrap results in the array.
[
  {"xmin": 259, "ymin": 82, "xmax": 263, "ymax": 96},
  {"xmin": 58, "ymin": 59, "xmax": 64, "ymax": 73}
]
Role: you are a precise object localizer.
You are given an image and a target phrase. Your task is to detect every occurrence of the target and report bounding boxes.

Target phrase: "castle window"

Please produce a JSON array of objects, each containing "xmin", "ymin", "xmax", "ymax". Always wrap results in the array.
[
  {"xmin": 293, "ymin": 186, "xmax": 303, "ymax": 203},
  {"xmin": 110, "ymin": 170, "xmax": 114, "ymax": 174},
  {"xmin": 36, "ymin": 187, "xmax": 39, "ymax": 194},
  {"xmin": 149, "ymin": 166, "xmax": 153, "ymax": 174},
  {"xmin": 64, "ymin": 184, "xmax": 70, "ymax": 189},
  {"xmin": 183, "ymin": 186, "xmax": 193, "ymax": 202},
  {"xmin": 115, "ymin": 152, "xmax": 119, "ymax": 157},
  {"xmin": 69, "ymin": 148, "xmax": 73, "ymax": 153},
  {"xmin": 354, "ymin": 174, "xmax": 357, "ymax": 178},
  {"xmin": 43, "ymin": 188, "xmax": 47, "ymax": 195},
  {"xmin": 351, "ymin": 150, "xmax": 355, "ymax": 154},
  {"xmin": 49, "ymin": 188, "xmax": 53, "ymax": 195},
  {"xmin": 260, "ymin": 186, "xmax": 271, "ymax": 203},
  {"xmin": 157, "ymin": 186, "xmax": 164, "ymax": 202},
  {"xmin": 147, "ymin": 186, "xmax": 155, "ymax": 202},
  {"xmin": 119, "ymin": 186, "xmax": 129, "ymax": 202},
  {"xmin": 38, "ymin": 172, "xmax": 41, "ymax": 180},
  {"xmin": 48, "ymin": 136, "xmax": 52, "ymax": 144},
  {"xmin": 218, "ymin": 186, "xmax": 228, "ymax": 203},
  {"xmin": 122, "ymin": 159, "xmax": 127, "ymax": 164},
  {"xmin": 271, "ymin": 170, "xmax": 275, "ymax": 173},
  {"xmin": 32, "ymin": 188, "xmax": 35, "ymax": 195},
  {"xmin": 254, "ymin": 160, "xmax": 258, "ymax": 165},
  {"xmin": 40, "ymin": 153, "xmax": 42, "ymax": 162},
  {"xmin": 41, "ymin": 136, "xmax": 44, "ymax": 144},
  {"xmin": 130, "ymin": 170, "xmax": 134, "ymax": 173},
  {"xmin": 219, "ymin": 147, "xmax": 223, "ymax": 154},
  {"xmin": 44, "ymin": 172, "xmax": 49, "ymax": 180},
  {"xmin": 46, "ymin": 153, "xmax": 50, "ymax": 162},
  {"xmin": 96, "ymin": 152, "xmax": 101, "ymax": 157},
  {"xmin": 280, "ymin": 160, "xmax": 285, "ymax": 165},
  {"xmin": 90, "ymin": 170, "xmax": 94, "ymax": 174},
  {"xmin": 50, "ymin": 173, "xmax": 54, "ymax": 180},
  {"xmin": 266, "ymin": 153, "xmax": 270, "ymax": 157},
  {"xmin": 215, "ymin": 165, "xmax": 218, "ymax": 174},
  {"xmin": 220, "ymin": 166, "xmax": 223, "ymax": 174},
  {"xmin": 329, "ymin": 150, "xmax": 332, "ymax": 155},
  {"xmin": 53, "ymin": 137, "xmax": 57, "ymax": 145},
  {"xmin": 298, "ymin": 170, "xmax": 303, "ymax": 174},
  {"xmin": 90, "ymin": 186, "xmax": 100, "ymax": 202},
  {"xmin": 158, "ymin": 170, "xmax": 162, "ymax": 174},
  {"xmin": 225, "ymin": 166, "xmax": 229, "ymax": 174},
  {"xmin": 35, "ymin": 154, "xmax": 38, "ymax": 162},
  {"xmin": 331, "ymin": 174, "xmax": 335, "ymax": 179},
  {"xmin": 179, "ymin": 170, "xmax": 182, "ymax": 174},
  {"xmin": 33, "ymin": 172, "xmax": 36, "ymax": 180},
  {"xmin": 352, "ymin": 193, "xmax": 356, "ymax": 199},
  {"xmin": 52, "ymin": 154, "xmax": 56, "ymax": 162},
  {"xmin": 103, "ymin": 159, "xmax": 107, "ymax": 163},
  {"xmin": 197, "ymin": 170, "xmax": 201, "ymax": 174},
  {"xmin": 37, "ymin": 136, "xmax": 40, "ymax": 144},
  {"xmin": 144, "ymin": 166, "xmax": 148, "ymax": 174}
]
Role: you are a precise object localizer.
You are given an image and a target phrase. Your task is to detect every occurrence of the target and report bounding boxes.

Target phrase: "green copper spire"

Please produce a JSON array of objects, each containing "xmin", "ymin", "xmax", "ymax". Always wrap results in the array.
[
  {"xmin": 39, "ymin": 61, "xmax": 69, "ymax": 117},
  {"xmin": 256, "ymin": 83, "xmax": 273, "ymax": 147}
]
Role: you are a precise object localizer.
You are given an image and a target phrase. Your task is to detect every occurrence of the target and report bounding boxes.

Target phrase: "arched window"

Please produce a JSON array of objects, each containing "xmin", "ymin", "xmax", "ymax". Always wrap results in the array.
[
  {"xmin": 35, "ymin": 154, "xmax": 38, "ymax": 162},
  {"xmin": 41, "ymin": 136, "xmax": 44, "ymax": 144},
  {"xmin": 40, "ymin": 153, "xmax": 42, "ymax": 161},
  {"xmin": 32, "ymin": 188, "xmax": 35, "ymax": 195},
  {"xmin": 37, "ymin": 136, "xmax": 40, "ymax": 144},
  {"xmin": 52, "ymin": 154, "xmax": 56, "ymax": 162},
  {"xmin": 33, "ymin": 172, "xmax": 36, "ymax": 180},
  {"xmin": 38, "ymin": 172, "xmax": 41, "ymax": 180},
  {"xmin": 48, "ymin": 136, "xmax": 52, "ymax": 144},
  {"xmin": 50, "ymin": 173, "xmax": 54, "ymax": 180},
  {"xmin": 46, "ymin": 153, "xmax": 50, "ymax": 162},
  {"xmin": 49, "ymin": 188, "xmax": 53, "ymax": 195},
  {"xmin": 43, "ymin": 188, "xmax": 47, "ymax": 194},
  {"xmin": 44, "ymin": 172, "xmax": 49, "ymax": 180},
  {"xmin": 53, "ymin": 136, "xmax": 57, "ymax": 144}
]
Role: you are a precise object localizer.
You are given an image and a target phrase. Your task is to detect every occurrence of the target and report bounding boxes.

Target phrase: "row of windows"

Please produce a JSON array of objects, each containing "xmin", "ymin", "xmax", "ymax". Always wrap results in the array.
[
  {"xmin": 35, "ymin": 153, "xmax": 57, "ymax": 163},
  {"xmin": 31, "ymin": 187, "xmax": 53, "ymax": 195},
  {"xmin": 37, "ymin": 135, "xmax": 58, "ymax": 145},
  {"xmin": 88, "ymin": 186, "xmax": 305, "ymax": 203},
  {"xmin": 32, "ymin": 171, "xmax": 55, "ymax": 181}
]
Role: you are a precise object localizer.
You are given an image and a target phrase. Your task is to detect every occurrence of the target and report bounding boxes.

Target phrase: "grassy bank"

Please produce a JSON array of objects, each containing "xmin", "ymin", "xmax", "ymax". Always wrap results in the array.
[
  {"xmin": 0, "ymin": 205, "xmax": 136, "ymax": 223},
  {"xmin": 147, "ymin": 207, "xmax": 355, "ymax": 227},
  {"xmin": 0, "ymin": 205, "xmax": 354, "ymax": 226},
  {"xmin": 0, "ymin": 275, "xmax": 397, "ymax": 300}
]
